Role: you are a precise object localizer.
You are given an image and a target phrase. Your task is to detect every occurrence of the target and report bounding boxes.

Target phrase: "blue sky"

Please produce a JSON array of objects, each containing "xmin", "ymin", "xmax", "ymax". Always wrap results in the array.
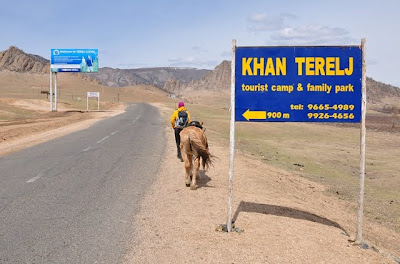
[{"xmin": 1, "ymin": 0, "xmax": 399, "ymax": 87}]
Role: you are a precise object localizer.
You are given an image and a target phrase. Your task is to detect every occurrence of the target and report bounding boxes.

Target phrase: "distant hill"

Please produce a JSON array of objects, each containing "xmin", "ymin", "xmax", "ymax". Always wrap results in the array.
[
  {"xmin": 0, "ymin": 46, "xmax": 49, "ymax": 73},
  {"xmin": 0, "ymin": 46, "xmax": 210, "ymax": 88},
  {"xmin": 163, "ymin": 60, "xmax": 230, "ymax": 95},
  {"xmin": 1, "ymin": 46, "xmax": 399, "ymax": 105},
  {"xmin": 165, "ymin": 60, "xmax": 400, "ymax": 105},
  {"xmin": 84, "ymin": 67, "xmax": 210, "ymax": 88},
  {"xmin": 365, "ymin": 77, "xmax": 400, "ymax": 103}
]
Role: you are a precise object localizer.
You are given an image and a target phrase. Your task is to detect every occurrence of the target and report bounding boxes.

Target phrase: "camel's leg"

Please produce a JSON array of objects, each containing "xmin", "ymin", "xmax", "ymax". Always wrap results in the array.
[
  {"xmin": 190, "ymin": 157, "xmax": 200, "ymax": 190},
  {"xmin": 185, "ymin": 155, "xmax": 192, "ymax": 187}
]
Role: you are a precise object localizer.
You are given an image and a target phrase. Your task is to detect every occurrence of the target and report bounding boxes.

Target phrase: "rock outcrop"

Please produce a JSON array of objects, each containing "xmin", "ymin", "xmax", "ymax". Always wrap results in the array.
[
  {"xmin": 163, "ymin": 60, "xmax": 231, "ymax": 96},
  {"xmin": 0, "ymin": 46, "xmax": 49, "ymax": 73}
]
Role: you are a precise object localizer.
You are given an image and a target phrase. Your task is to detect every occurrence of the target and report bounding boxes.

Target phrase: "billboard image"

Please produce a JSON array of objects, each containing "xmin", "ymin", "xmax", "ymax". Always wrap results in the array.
[{"xmin": 51, "ymin": 49, "xmax": 98, "ymax": 73}]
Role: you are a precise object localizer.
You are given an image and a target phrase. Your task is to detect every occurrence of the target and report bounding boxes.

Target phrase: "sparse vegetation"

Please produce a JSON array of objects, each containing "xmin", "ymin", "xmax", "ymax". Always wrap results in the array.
[
  {"xmin": 184, "ymin": 101, "xmax": 400, "ymax": 234},
  {"xmin": 1, "ymin": 45, "xmax": 400, "ymax": 258}
]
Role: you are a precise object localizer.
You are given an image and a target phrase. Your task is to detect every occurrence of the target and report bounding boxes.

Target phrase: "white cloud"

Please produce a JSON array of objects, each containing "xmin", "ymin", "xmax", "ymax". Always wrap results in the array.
[
  {"xmin": 250, "ymin": 13, "xmax": 268, "ymax": 22},
  {"xmin": 168, "ymin": 56, "xmax": 218, "ymax": 69},
  {"xmin": 168, "ymin": 56, "xmax": 197, "ymax": 64},
  {"xmin": 116, "ymin": 62, "xmax": 148, "ymax": 69},
  {"xmin": 247, "ymin": 12, "xmax": 297, "ymax": 32},
  {"xmin": 220, "ymin": 50, "xmax": 232, "ymax": 59},
  {"xmin": 192, "ymin": 46, "xmax": 208, "ymax": 52},
  {"xmin": 270, "ymin": 25, "xmax": 356, "ymax": 45},
  {"xmin": 247, "ymin": 13, "xmax": 285, "ymax": 31},
  {"xmin": 280, "ymin": 12, "xmax": 298, "ymax": 20},
  {"xmin": 246, "ymin": 12, "xmax": 357, "ymax": 46}
]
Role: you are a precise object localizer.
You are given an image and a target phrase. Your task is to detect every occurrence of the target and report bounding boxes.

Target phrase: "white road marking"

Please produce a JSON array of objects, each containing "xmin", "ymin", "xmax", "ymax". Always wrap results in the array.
[
  {"xmin": 132, "ymin": 114, "xmax": 141, "ymax": 124},
  {"xmin": 26, "ymin": 122, "xmax": 126, "ymax": 184},
  {"xmin": 97, "ymin": 136, "xmax": 109, "ymax": 144},
  {"xmin": 27, "ymin": 173, "xmax": 44, "ymax": 183}
]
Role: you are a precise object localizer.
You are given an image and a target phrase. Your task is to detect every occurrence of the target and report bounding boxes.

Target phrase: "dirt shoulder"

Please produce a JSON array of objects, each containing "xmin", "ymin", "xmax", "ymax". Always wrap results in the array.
[
  {"xmin": 0, "ymin": 105, "xmax": 125, "ymax": 157},
  {"xmin": 124, "ymin": 106, "xmax": 398, "ymax": 263}
]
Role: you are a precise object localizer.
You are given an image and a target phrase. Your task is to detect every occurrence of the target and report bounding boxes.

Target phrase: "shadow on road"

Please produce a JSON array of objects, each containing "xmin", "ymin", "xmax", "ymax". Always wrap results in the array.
[{"xmin": 195, "ymin": 170, "xmax": 212, "ymax": 189}]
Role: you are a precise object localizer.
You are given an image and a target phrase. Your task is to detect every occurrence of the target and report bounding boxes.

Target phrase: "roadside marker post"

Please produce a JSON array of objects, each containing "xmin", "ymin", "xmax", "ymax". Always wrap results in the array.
[{"xmin": 227, "ymin": 39, "xmax": 367, "ymax": 243}]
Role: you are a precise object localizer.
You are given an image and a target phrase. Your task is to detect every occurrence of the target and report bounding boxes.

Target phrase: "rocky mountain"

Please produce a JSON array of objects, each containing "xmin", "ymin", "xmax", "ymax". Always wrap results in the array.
[
  {"xmin": 162, "ymin": 60, "xmax": 230, "ymax": 95},
  {"xmin": 0, "ymin": 46, "xmax": 210, "ymax": 88},
  {"xmin": 84, "ymin": 67, "xmax": 210, "ymax": 88},
  {"xmin": 164, "ymin": 60, "xmax": 400, "ymax": 105},
  {"xmin": 1, "ymin": 46, "xmax": 399, "ymax": 105},
  {"xmin": 0, "ymin": 46, "xmax": 49, "ymax": 73}
]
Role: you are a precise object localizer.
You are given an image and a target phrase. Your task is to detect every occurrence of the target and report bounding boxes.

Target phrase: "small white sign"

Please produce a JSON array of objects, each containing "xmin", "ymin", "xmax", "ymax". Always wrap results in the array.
[
  {"xmin": 87, "ymin": 92, "xmax": 99, "ymax": 98},
  {"xmin": 86, "ymin": 92, "xmax": 100, "ymax": 111}
]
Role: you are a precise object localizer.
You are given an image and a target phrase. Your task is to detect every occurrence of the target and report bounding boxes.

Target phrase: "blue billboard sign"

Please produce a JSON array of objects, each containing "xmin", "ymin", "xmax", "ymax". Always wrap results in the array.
[
  {"xmin": 235, "ymin": 46, "xmax": 362, "ymax": 122},
  {"xmin": 51, "ymin": 49, "xmax": 99, "ymax": 73}
]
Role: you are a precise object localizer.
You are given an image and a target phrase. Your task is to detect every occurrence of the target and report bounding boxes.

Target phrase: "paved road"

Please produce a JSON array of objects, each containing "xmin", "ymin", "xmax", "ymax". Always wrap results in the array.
[{"xmin": 0, "ymin": 103, "xmax": 165, "ymax": 263}]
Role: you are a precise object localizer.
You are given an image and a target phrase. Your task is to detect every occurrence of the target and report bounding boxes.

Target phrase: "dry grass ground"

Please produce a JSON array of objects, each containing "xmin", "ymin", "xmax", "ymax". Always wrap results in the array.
[
  {"xmin": 0, "ymin": 70, "xmax": 169, "ymax": 107},
  {"xmin": 0, "ymin": 71, "xmax": 169, "ymax": 156},
  {"xmin": 186, "ymin": 98, "xmax": 400, "ymax": 236},
  {"xmin": 1, "ymin": 71, "xmax": 399, "ymax": 263},
  {"xmin": 126, "ymin": 102, "xmax": 399, "ymax": 263}
]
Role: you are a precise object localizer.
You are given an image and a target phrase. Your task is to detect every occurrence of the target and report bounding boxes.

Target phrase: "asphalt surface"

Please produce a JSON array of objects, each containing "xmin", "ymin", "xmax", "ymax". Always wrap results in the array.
[{"xmin": 0, "ymin": 103, "xmax": 165, "ymax": 263}]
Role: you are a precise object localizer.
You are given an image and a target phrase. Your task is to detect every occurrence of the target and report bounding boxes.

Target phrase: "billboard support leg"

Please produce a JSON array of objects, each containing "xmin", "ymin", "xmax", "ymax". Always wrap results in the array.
[
  {"xmin": 50, "ymin": 71, "xmax": 53, "ymax": 111},
  {"xmin": 54, "ymin": 72, "xmax": 58, "ymax": 112}
]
